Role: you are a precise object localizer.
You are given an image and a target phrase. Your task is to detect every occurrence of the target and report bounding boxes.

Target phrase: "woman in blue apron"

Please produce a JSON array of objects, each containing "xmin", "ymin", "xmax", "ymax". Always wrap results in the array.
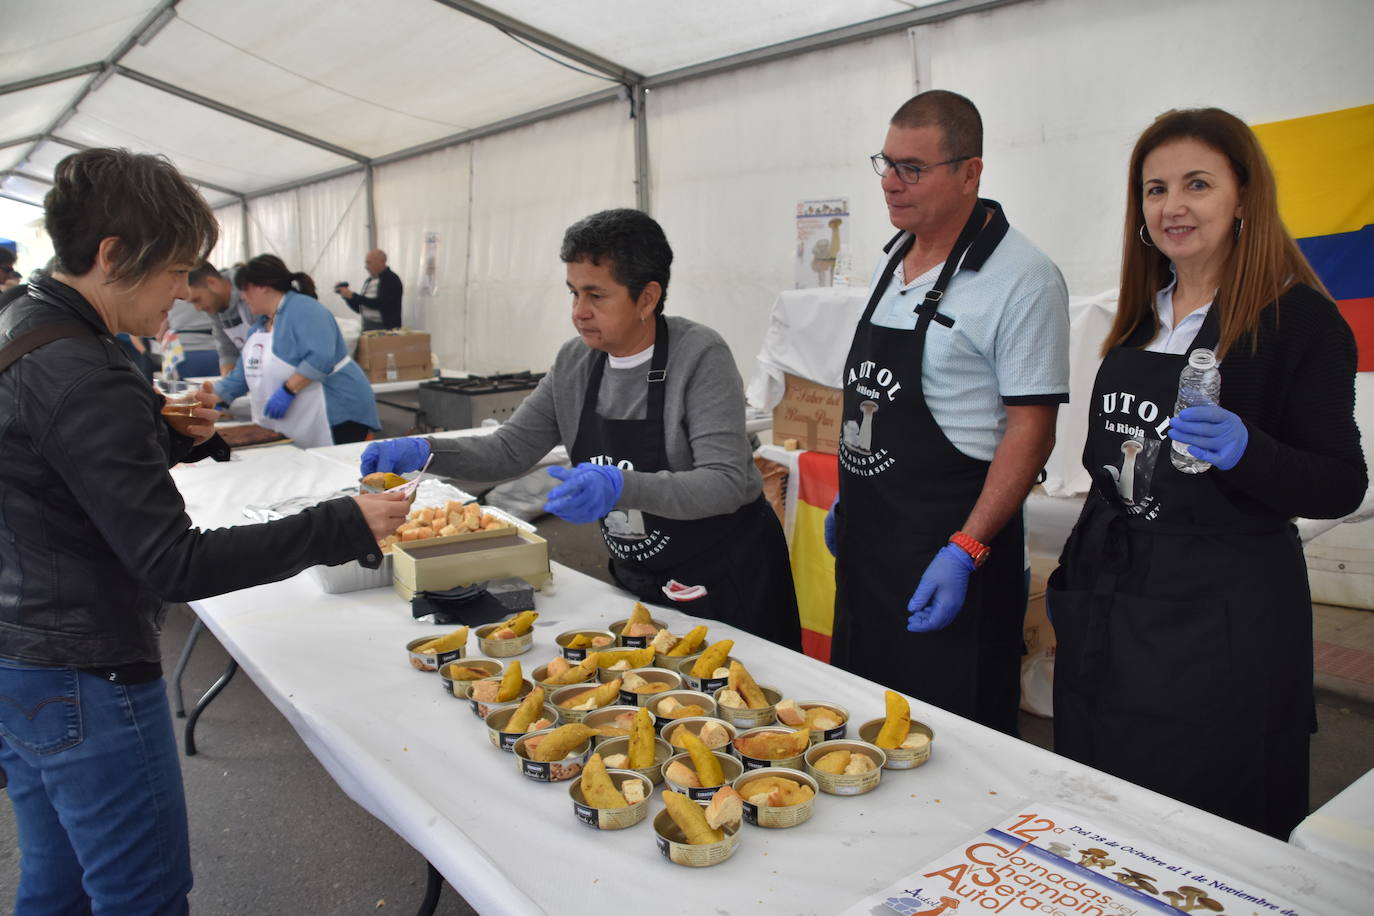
[
  {"xmin": 213, "ymin": 255, "xmax": 380, "ymax": 448},
  {"xmin": 362, "ymin": 210, "xmax": 801, "ymax": 649},
  {"xmin": 1049, "ymin": 108, "xmax": 1366, "ymax": 839}
]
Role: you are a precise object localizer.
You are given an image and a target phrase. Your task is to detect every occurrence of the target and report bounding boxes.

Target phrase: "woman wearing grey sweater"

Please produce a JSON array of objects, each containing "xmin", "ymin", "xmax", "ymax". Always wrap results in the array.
[{"xmin": 363, "ymin": 209, "xmax": 801, "ymax": 649}]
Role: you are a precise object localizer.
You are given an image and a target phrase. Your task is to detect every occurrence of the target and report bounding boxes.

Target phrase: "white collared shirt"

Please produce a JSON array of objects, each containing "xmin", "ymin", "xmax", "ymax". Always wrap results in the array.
[{"xmin": 1146, "ymin": 274, "xmax": 1213, "ymax": 354}]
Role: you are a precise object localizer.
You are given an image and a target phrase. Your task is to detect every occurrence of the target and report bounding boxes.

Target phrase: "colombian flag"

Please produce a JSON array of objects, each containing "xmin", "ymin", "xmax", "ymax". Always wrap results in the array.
[
  {"xmin": 1253, "ymin": 104, "xmax": 1374, "ymax": 369},
  {"xmin": 791, "ymin": 451, "xmax": 839, "ymax": 661}
]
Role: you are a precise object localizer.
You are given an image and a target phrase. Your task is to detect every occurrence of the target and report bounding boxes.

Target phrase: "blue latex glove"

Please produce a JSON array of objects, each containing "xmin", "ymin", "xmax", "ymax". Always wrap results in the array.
[
  {"xmin": 360, "ymin": 437, "xmax": 431, "ymax": 476},
  {"xmin": 263, "ymin": 384, "xmax": 295, "ymax": 420},
  {"xmin": 544, "ymin": 463, "xmax": 625, "ymax": 524},
  {"xmin": 1169, "ymin": 404, "xmax": 1249, "ymax": 470},
  {"xmin": 824, "ymin": 496, "xmax": 839, "ymax": 557},
  {"xmin": 907, "ymin": 543, "xmax": 976, "ymax": 632}
]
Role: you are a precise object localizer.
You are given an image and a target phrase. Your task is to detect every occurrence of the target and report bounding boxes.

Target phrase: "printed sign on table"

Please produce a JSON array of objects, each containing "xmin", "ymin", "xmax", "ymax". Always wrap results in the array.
[{"xmin": 843, "ymin": 804, "xmax": 1304, "ymax": 916}]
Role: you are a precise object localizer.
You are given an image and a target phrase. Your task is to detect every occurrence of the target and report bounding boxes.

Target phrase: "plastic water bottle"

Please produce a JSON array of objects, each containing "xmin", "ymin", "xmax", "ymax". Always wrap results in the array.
[
  {"xmin": 1171, "ymin": 348, "xmax": 1221, "ymax": 473},
  {"xmin": 385, "ymin": 352, "xmax": 399, "ymax": 382}
]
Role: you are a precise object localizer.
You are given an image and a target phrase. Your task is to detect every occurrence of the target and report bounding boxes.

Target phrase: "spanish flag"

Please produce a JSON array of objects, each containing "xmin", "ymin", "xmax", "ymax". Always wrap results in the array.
[
  {"xmin": 790, "ymin": 451, "xmax": 839, "ymax": 661},
  {"xmin": 1254, "ymin": 103, "xmax": 1374, "ymax": 369}
]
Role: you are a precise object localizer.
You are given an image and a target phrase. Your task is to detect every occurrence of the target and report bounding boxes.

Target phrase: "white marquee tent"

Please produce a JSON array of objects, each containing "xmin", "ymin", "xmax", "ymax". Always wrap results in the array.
[{"xmin": 6, "ymin": 0, "xmax": 1370, "ymax": 381}]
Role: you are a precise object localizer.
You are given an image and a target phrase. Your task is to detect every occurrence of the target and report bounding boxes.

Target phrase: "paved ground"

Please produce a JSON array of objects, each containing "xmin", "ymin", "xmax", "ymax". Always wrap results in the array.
[{"xmin": 3, "ymin": 514, "xmax": 1373, "ymax": 914}]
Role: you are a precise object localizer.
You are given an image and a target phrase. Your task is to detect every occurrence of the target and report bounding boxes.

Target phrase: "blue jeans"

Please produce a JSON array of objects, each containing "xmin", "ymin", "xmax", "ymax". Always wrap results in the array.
[{"xmin": 0, "ymin": 660, "xmax": 192, "ymax": 915}]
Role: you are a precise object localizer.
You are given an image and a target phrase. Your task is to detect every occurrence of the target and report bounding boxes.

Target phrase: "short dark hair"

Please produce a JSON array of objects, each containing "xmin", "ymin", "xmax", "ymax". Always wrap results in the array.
[
  {"xmin": 43, "ymin": 148, "xmax": 217, "ymax": 284},
  {"xmin": 0, "ymin": 247, "xmax": 15, "ymax": 269},
  {"xmin": 890, "ymin": 90, "xmax": 983, "ymax": 161},
  {"xmin": 234, "ymin": 254, "xmax": 317, "ymax": 300},
  {"xmin": 559, "ymin": 209, "xmax": 672, "ymax": 313},
  {"xmin": 188, "ymin": 261, "xmax": 221, "ymax": 287}
]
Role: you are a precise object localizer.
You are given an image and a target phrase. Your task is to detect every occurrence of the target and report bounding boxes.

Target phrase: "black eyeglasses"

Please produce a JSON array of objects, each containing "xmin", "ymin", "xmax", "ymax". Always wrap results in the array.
[{"xmin": 870, "ymin": 153, "xmax": 972, "ymax": 184}]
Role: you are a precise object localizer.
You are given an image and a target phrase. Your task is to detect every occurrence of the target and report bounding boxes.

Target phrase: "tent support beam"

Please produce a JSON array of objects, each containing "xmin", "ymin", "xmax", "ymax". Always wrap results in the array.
[
  {"xmin": 2, "ymin": 170, "xmax": 53, "ymax": 187},
  {"xmin": 241, "ymin": 198, "xmax": 250, "ymax": 264},
  {"xmin": 0, "ymin": 64, "xmax": 103, "ymax": 98},
  {"xmin": 429, "ymin": 0, "xmax": 642, "ymax": 84},
  {"xmin": 114, "ymin": 66, "xmax": 368, "ymax": 164},
  {"xmin": 241, "ymin": 164, "xmax": 366, "ymax": 204},
  {"xmin": 365, "ymin": 164, "xmax": 377, "ymax": 250},
  {"xmin": 50, "ymin": 134, "xmax": 245, "ymax": 199},
  {"xmin": 0, "ymin": 134, "xmax": 46, "ymax": 153},
  {"xmin": 0, "ymin": 190, "xmax": 44, "ymax": 208},
  {"xmin": 643, "ymin": 0, "xmax": 1030, "ymax": 89},
  {"xmin": 632, "ymin": 84, "xmax": 649, "ymax": 213}
]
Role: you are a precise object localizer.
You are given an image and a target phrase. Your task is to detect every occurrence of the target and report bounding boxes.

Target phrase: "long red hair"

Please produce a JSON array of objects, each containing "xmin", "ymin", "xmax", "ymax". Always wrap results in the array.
[{"xmin": 1105, "ymin": 108, "xmax": 1328, "ymax": 358}]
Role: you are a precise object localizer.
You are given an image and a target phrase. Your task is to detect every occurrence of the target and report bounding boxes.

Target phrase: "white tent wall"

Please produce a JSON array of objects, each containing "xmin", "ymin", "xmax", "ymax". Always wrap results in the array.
[
  {"xmin": 648, "ymin": 31, "xmax": 918, "ymax": 380},
  {"xmin": 238, "ymin": 171, "xmax": 369, "ymax": 320},
  {"xmin": 373, "ymin": 144, "xmax": 474, "ymax": 370},
  {"xmin": 909, "ymin": 0, "xmax": 1374, "ymax": 299},
  {"xmin": 208, "ymin": 201, "xmax": 243, "ymax": 273},
  {"xmin": 463, "ymin": 100, "xmax": 636, "ymax": 375}
]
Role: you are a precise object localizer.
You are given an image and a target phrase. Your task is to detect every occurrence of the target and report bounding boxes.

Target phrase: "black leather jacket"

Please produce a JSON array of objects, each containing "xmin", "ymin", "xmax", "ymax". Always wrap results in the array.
[{"xmin": 0, "ymin": 276, "xmax": 381, "ymax": 668}]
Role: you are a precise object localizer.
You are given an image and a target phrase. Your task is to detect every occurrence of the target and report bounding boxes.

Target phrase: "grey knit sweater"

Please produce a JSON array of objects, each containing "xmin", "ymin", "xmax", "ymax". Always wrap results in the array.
[{"xmin": 428, "ymin": 316, "xmax": 762, "ymax": 520}]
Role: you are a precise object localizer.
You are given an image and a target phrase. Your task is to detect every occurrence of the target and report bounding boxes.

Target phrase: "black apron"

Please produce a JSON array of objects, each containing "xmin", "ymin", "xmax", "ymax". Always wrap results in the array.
[
  {"xmin": 569, "ymin": 315, "xmax": 801, "ymax": 650},
  {"xmin": 830, "ymin": 205, "xmax": 1027, "ymax": 735},
  {"xmin": 1049, "ymin": 307, "xmax": 1313, "ymax": 839}
]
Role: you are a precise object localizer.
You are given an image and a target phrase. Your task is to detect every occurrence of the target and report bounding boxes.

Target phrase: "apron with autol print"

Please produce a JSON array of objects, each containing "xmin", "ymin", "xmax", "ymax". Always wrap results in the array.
[
  {"xmin": 569, "ymin": 315, "xmax": 801, "ymax": 649},
  {"xmin": 830, "ymin": 205, "xmax": 1026, "ymax": 735},
  {"xmin": 1049, "ymin": 306, "xmax": 1313, "ymax": 838}
]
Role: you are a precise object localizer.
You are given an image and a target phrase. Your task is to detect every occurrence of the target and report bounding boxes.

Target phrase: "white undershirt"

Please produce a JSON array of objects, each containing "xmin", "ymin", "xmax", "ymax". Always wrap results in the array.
[
  {"xmin": 1146, "ymin": 275, "xmax": 1213, "ymax": 354},
  {"xmin": 607, "ymin": 344, "xmax": 654, "ymax": 369}
]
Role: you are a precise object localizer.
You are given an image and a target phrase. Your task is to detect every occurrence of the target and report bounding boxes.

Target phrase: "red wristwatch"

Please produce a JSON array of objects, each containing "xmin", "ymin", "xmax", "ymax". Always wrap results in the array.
[{"xmin": 949, "ymin": 531, "xmax": 991, "ymax": 569}]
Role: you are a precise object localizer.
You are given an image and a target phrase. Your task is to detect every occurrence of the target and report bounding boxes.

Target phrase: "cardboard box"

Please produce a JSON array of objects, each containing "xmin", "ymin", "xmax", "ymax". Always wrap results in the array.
[
  {"xmin": 391, "ymin": 526, "xmax": 552, "ymax": 599},
  {"xmin": 772, "ymin": 372, "xmax": 843, "ymax": 454},
  {"xmin": 356, "ymin": 330, "xmax": 432, "ymax": 382}
]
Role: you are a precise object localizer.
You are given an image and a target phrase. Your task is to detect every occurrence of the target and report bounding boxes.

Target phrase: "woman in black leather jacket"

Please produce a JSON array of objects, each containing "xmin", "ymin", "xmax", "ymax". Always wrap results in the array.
[{"xmin": 0, "ymin": 148, "xmax": 410, "ymax": 915}]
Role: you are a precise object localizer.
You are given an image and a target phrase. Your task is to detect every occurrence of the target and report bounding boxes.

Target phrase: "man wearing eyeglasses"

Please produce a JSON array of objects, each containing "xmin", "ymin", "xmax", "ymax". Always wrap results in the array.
[{"xmin": 826, "ymin": 90, "xmax": 1069, "ymax": 735}]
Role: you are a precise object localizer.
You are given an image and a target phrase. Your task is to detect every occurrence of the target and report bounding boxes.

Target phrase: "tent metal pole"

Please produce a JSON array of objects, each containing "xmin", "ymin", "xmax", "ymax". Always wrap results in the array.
[
  {"xmin": 1, "ymin": 170, "xmax": 53, "ymax": 187},
  {"xmin": 0, "ymin": 190, "xmax": 44, "ymax": 208},
  {"xmin": 240, "ymin": 198, "xmax": 251, "ymax": 264},
  {"xmin": 365, "ymin": 164, "xmax": 377, "ymax": 250},
  {"xmin": 240, "ymin": 164, "xmax": 367, "ymax": 204},
  {"xmin": 430, "ymin": 0, "xmax": 642, "ymax": 84},
  {"xmin": 114, "ymin": 66, "xmax": 368, "ymax": 163},
  {"xmin": 644, "ymin": 0, "xmax": 1029, "ymax": 89},
  {"xmin": 632, "ymin": 84, "xmax": 649, "ymax": 214},
  {"xmin": 0, "ymin": 64, "xmax": 103, "ymax": 98},
  {"xmin": 0, "ymin": 134, "xmax": 45, "ymax": 153}
]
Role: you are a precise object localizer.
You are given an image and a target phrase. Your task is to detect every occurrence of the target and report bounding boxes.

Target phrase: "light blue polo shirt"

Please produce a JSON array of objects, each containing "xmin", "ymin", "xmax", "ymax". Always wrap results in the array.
[{"xmin": 868, "ymin": 208, "xmax": 1070, "ymax": 461}]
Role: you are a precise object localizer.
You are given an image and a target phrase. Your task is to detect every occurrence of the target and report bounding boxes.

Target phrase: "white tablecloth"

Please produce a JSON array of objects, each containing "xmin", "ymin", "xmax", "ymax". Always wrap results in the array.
[{"xmin": 169, "ymin": 454, "xmax": 1373, "ymax": 916}]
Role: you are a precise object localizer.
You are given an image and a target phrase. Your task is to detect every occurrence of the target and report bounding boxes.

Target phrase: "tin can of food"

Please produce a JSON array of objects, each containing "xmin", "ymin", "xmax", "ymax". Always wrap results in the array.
[
  {"xmin": 711, "ymin": 684, "xmax": 781, "ymax": 729},
  {"xmin": 674, "ymin": 655, "xmax": 737, "ymax": 695},
  {"xmin": 617, "ymin": 667, "xmax": 683, "ymax": 706},
  {"xmin": 550, "ymin": 682, "xmax": 617, "ymax": 722},
  {"xmin": 485, "ymin": 702, "xmax": 561, "ymax": 752},
  {"xmin": 804, "ymin": 739, "xmax": 887, "ymax": 795},
  {"xmin": 660, "ymin": 716, "xmax": 738, "ymax": 757},
  {"xmin": 468, "ymin": 678, "xmax": 533, "ymax": 719},
  {"xmin": 512, "ymin": 728, "xmax": 592, "ymax": 782},
  {"xmin": 647, "ymin": 690, "xmax": 717, "ymax": 732},
  {"xmin": 439, "ymin": 658, "xmax": 503, "ymax": 698},
  {"xmin": 591, "ymin": 734, "xmax": 671, "ymax": 785},
  {"xmin": 653, "ymin": 641, "xmax": 711, "ymax": 670},
  {"xmin": 555, "ymin": 629, "xmax": 616, "ymax": 662},
  {"xmin": 594, "ymin": 648, "xmax": 655, "ymax": 682},
  {"xmin": 609, "ymin": 616, "xmax": 667, "ymax": 648},
  {"xmin": 475, "ymin": 622, "xmax": 533, "ymax": 658},
  {"xmin": 780, "ymin": 703, "xmax": 849, "ymax": 744},
  {"xmin": 733, "ymin": 726, "xmax": 809, "ymax": 772},
  {"xmin": 856, "ymin": 718, "xmax": 934, "ymax": 769},
  {"xmin": 407, "ymin": 635, "xmax": 466, "ymax": 672},
  {"xmin": 734, "ymin": 767, "xmax": 819, "ymax": 828},
  {"xmin": 580, "ymin": 705, "xmax": 642, "ymax": 745},
  {"xmin": 532, "ymin": 660, "xmax": 597, "ymax": 690},
  {"xmin": 569, "ymin": 769, "xmax": 653, "ymax": 830},
  {"xmin": 653, "ymin": 807, "xmax": 740, "ymax": 867},
  {"xmin": 662, "ymin": 751, "xmax": 743, "ymax": 802}
]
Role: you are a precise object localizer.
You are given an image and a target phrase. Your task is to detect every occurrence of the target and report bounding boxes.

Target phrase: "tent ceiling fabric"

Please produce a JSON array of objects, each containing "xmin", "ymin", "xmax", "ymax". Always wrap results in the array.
[{"xmin": 0, "ymin": 0, "xmax": 948, "ymax": 203}]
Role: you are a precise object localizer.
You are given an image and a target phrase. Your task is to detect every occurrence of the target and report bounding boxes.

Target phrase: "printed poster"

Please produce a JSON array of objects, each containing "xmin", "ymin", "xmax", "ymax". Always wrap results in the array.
[
  {"xmin": 842, "ymin": 804, "xmax": 1306, "ymax": 916},
  {"xmin": 796, "ymin": 198, "xmax": 850, "ymax": 289}
]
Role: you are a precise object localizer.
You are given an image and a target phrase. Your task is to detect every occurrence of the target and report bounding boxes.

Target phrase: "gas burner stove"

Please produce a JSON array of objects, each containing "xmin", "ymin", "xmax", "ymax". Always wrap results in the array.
[{"xmin": 418, "ymin": 371, "xmax": 545, "ymax": 429}]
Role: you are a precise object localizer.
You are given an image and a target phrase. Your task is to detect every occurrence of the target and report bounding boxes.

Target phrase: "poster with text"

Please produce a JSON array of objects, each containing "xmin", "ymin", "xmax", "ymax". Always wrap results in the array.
[
  {"xmin": 796, "ymin": 198, "xmax": 849, "ymax": 289},
  {"xmin": 842, "ymin": 804, "xmax": 1305, "ymax": 916}
]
